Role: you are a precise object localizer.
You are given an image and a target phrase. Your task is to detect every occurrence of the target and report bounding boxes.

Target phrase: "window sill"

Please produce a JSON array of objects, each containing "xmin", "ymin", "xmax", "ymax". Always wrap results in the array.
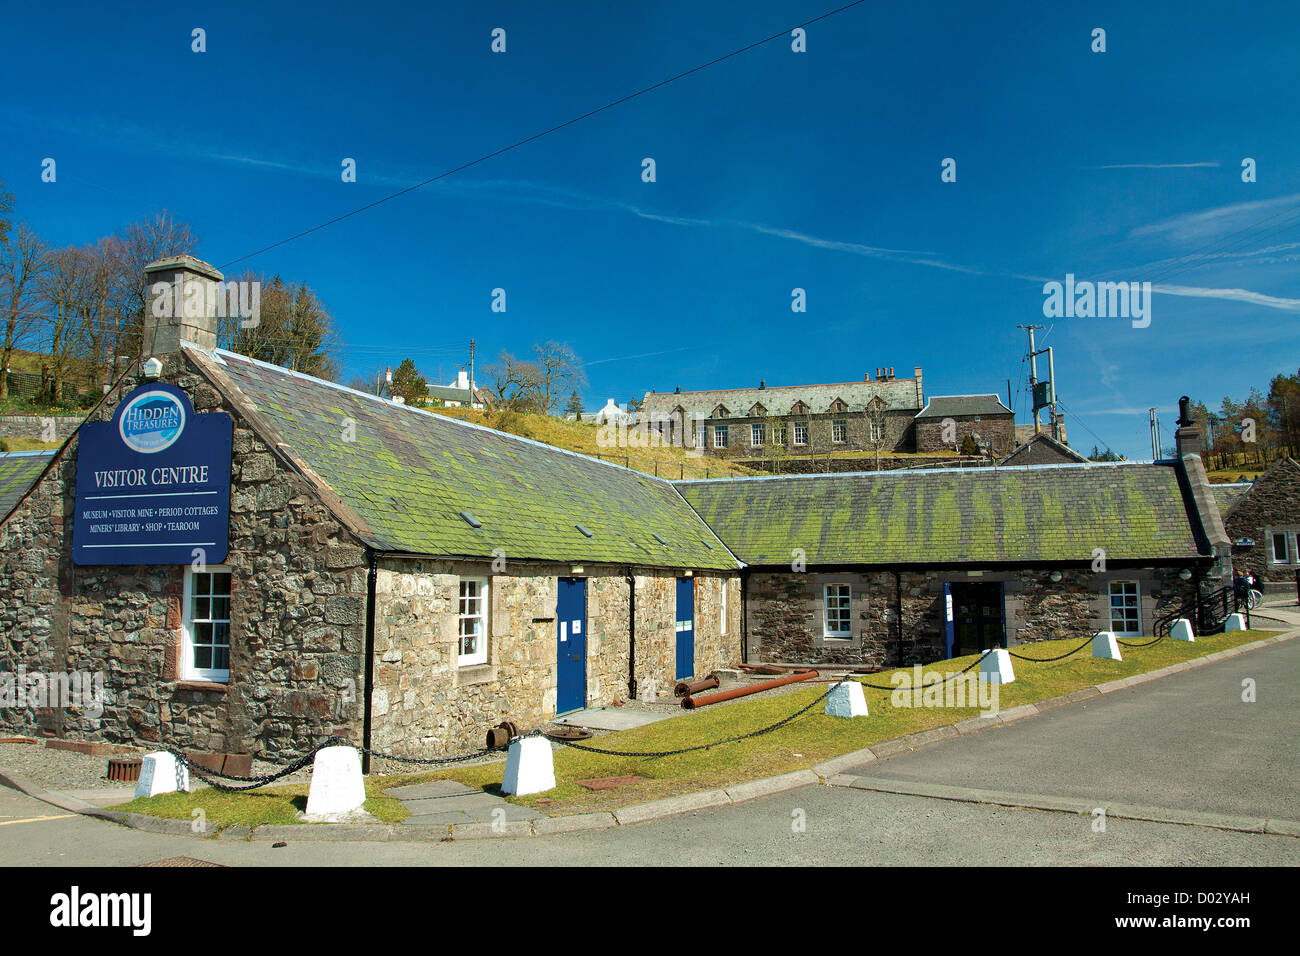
[
  {"xmin": 456, "ymin": 664, "xmax": 496, "ymax": 686},
  {"xmin": 173, "ymin": 680, "xmax": 228, "ymax": 693}
]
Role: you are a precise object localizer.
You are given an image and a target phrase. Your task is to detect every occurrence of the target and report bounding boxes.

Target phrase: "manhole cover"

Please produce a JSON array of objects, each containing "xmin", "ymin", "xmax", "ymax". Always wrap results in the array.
[
  {"xmin": 576, "ymin": 775, "xmax": 646, "ymax": 791},
  {"xmin": 137, "ymin": 857, "xmax": 226, "ymax": 867},
  {"xmin": 542, "ymin": 726, "xmax": 593, "ymax": 741}
]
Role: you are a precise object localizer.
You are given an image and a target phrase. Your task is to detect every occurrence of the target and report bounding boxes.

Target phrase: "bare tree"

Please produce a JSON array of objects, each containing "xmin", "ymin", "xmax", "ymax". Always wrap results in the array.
[
  {"xmin": 108, "ymin": 211, "xmax": 199, "ymax": 361},
  {"xmin": 485, "ymin": 350, "xmax": 544, "ymax": 410},
  {"xmin": 38, "ymin": 247, "xmax": 93, "ymax": 403},
  {"xmin": 0, "ymin": 222, "xmax": 46, "ymax": 398},
  {"xmin": 532, "ymin": 341, "xmax": 586, "ymax": 414}
]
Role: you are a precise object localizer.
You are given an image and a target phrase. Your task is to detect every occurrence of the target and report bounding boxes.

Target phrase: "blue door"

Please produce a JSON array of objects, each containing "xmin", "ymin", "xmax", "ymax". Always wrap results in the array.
[
  {"xmin": 556, "ymin": 578, "xmax": 587, "ymax": 714},
  {"xmin": 675, "ymin": 577, "xmax": 695, "ymax": 680}
]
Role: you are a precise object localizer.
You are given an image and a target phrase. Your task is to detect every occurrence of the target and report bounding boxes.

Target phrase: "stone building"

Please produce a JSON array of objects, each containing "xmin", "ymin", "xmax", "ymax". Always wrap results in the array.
[
  {"xmin": 639, "ymin": 367, "xmax": 925, "ymax": 458},
  {"xmin": 675, "ymin": 412, "xmax": 1231, "ymax": 667},
  {"xmin": 1221, "ymin": 457, "xmax": 1300, "ymax": 591},
  {"xmin": 997, "ymin": 432, "xmax": 1088, "ymax": 467},
  {"xmin": 0, "ymin": 256, "xmax": 742, "ymax": 764},
  {"xmin": 914, "ymin": 394, "xmax": 1016, "ymax": 456}
]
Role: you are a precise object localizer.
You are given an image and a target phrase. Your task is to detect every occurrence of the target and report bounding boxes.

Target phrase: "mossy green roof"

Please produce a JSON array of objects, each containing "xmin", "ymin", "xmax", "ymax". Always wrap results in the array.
[
  {"xmin": 0, "ymin": 451, "xmax": 55, "ymax": 519},
  {"xmin": 200, "ymin": 349, "xmax": 737, "ymax": 569},
  {"xmin": 675, "ymin": 463, "xmax": 1204, "ymax": 566}
]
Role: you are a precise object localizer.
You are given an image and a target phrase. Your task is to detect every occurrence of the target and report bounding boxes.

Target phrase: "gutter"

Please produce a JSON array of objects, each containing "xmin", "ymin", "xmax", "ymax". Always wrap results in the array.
[{"xmin": 362, "ymin": 548, "xmax": 377, "ymax": 774}]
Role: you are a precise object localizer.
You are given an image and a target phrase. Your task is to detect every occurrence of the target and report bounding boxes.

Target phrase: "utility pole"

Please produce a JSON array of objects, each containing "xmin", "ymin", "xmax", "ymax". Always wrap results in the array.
[
  {"xmin": 1018, "ymin": 325, "xmax": 1044, "ymax": 434},
  {"xmin": 1149, "ymin": 407, "xmax": 1162, "ymax": 460},
  {"xmin": 469, "ymin": 338, "xmax": 476, "ymax": 394}
]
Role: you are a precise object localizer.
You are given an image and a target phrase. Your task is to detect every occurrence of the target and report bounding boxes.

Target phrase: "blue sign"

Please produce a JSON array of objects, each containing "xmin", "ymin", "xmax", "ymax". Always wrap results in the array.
[{"xmin": 73, "ymin": 383, "xmax": 232, "ymax": 566}]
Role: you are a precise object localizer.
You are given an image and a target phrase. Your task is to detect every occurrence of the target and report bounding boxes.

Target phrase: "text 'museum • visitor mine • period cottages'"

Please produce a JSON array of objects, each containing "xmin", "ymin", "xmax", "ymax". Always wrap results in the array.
[{"xmin": 0, "ymin": 256, "xmax": 1235, "ymax": 764}]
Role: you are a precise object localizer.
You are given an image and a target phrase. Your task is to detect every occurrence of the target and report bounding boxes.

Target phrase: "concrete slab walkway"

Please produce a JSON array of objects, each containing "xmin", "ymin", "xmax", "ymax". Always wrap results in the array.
[
  {"xmin": 384, "ymin": 779, "xmax": 544, "ymax": 826},
  {"xmin": 552, "ymin": 707, "xmax": 669, "ymax": 731}
]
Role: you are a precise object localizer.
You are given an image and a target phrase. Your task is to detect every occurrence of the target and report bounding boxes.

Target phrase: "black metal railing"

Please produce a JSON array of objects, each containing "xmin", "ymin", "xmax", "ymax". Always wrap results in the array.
[{"xmin": 1153, "ymin": 585, "xmax": 1247, "ymax": 638}]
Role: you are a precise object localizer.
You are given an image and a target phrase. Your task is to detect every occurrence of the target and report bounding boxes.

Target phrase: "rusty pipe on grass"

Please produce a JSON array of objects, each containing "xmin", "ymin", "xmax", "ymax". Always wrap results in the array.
[
  {"xmin": 674, "ymin": 675, "xmax": 720, "ymax": 698},
  {"xmin": 681, "ymin": 669, "xmax": 818, "ymax": 709}
]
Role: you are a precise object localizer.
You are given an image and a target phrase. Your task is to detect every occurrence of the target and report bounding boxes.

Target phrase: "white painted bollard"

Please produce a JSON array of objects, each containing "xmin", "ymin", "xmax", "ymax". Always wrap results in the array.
[
  {"xmin": 304, "ymin": 746, "xmax": 366, "ymax": 817},
  {"xmin": 1170, "ymin": 619, "xmax": 1195, "ymax": 642},
  {"xmin": 1092, "ymin": 631, "xmax": 1123, "ymax": 660},
  {"xmin": 1224, "ymin": 613, "xmax": 1247, "ymax": 633},
  {"xmin": 134, "ymin": 751, "xmax": 190, "ymax": 799},
  {"xmin": 825, "ymin": 681, "xmax": 869, "ymax": 718},
  {"xmin": 501, "ymin": 735, "xmax": 556, "ymax": 796},
  {"xmin": 979, "ymin": 648, "xmax": 1015, "ymax": 684}
]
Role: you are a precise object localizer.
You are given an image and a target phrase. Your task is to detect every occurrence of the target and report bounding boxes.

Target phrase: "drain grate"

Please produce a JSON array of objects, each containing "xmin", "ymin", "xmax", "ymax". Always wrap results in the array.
[
  {"xmin": 137, "ymin": 857, "xmax": 226, "ymax": 867},
  {"xmin": 106, "ymin": 757, "xmax": 143, "ymax": 783}
]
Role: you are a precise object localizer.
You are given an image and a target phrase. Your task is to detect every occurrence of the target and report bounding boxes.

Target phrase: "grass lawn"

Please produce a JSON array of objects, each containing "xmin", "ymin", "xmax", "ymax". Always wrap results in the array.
[
  {"xmin": 0, "ymin": 437, "xmax": 63, "ymax": 452},
  {"xmin": 111, "ymin": 628, "xmax": 1279, "ymax": 830}
]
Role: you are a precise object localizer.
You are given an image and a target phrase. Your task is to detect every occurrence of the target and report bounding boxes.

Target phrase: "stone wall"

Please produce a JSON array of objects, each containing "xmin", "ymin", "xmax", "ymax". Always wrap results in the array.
[
  {"xmin": 744, "ymin": 566, "xmax": 1199, "ymax": 666},
  {"xmin": 916, "ymin": 414, "xmax": 1015, "ymax": 455},
  {"xmin": 1224, "ymin": 459, "xmax": 1300, "ymax": 584},
  {"xmin": 369, "ymin": 562, "xmax": 741, "ymax": 757},
  {"xmin": 737, "ymin": 454, "xmax": 984, "ymax": 475},
  {"xmin": 0, "ymin": 414, "xmax": 83, "ymax": 443},
  {"xmin": 0, "ymin": 352, "xmax": 369, "ymax": 761}
]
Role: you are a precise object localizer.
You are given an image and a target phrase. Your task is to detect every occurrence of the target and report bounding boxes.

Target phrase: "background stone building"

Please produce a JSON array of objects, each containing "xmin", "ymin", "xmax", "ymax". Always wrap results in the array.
[
  {"xmin": 1221, "ymin": 457, "xmax": 1300, "ymax": 591},
  {"xmin": 639, "ymin": 367, "xmax": 925, "ymax": 458},
  {"xmin": 914, "ymin": 394, "xmax": 1016, "ymax": 456}
]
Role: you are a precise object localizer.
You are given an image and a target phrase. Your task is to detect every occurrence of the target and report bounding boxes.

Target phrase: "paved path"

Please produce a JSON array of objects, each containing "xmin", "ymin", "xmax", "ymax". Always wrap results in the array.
[
  {"xmin": 384, "ymin": 779, "xmax": 543, "ymax": 826},
  {"xmin": 839, "ymin": 635, "xmax": 1300, "ymax": 819}
]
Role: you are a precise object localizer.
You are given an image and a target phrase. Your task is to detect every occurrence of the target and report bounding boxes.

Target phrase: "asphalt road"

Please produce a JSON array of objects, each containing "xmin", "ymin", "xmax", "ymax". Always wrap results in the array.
[
  {"xmin": 841, "ymin": 637, "xmax": 1300, "ymax": 819},
  {"xmin": 0, "ymin": 636, "xmax": 1296, "ymax": 867}
]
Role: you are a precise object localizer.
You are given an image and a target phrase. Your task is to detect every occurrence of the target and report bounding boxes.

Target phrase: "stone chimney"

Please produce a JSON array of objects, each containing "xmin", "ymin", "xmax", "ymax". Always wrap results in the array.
[
  {"xmin": 914, "ymin": 366, "xmax": 924, "ymax": 407},
  {"xmin": 142, "ymin": 255, "xmax": 224, "ymax": 359},
  {"xmin": 1173, "ymin": 395, "xmax": 1202, "ymax": 458}
]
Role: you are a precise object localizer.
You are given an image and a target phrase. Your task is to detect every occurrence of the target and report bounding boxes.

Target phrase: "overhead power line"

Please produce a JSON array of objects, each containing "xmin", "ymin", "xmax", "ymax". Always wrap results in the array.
[{"xmin": 215, "ymin": 0, "xmax": 871, "ymax": 271}]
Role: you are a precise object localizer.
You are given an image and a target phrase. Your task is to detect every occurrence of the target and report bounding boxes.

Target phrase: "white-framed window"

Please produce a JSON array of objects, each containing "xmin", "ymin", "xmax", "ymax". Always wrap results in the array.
[
  {"xmin": 751, "ymin": 423, "xmax": 765, "ymax": 446},
  {"xmin": 823, "ymin": 583, "xmax": 852, "ymax": 638},
  {"xmin": 869, "ymin": 420, "xmax": 883, "ymax": 441},
  {"xmin": 793, "ymin": 421, "xmax": 808, "ymax": 445},
  {"xmin": 1108, "ymin": 581, "xmax": 1141, "ymax": 637},
  {"xmin": 1267, "ymin": 528, "xmax": 1300, "ymax": 565},
  {"xmin": 772, "ymin": 423, "xmax": 787, "ymax": 445},
  {"xmin": 182, "ymin": 566, "xmax": 232, "ymax": 682},
  {"xmin": 832, "ymin": 419, "xmax": 847, "ymax": 443},
  {"xmin": 713, "ymin": 425, "xmax": 728, "ymax": 447},
  {"xmin": 458, "ymin": 577, "xmax": 489, "ymax": 666}
]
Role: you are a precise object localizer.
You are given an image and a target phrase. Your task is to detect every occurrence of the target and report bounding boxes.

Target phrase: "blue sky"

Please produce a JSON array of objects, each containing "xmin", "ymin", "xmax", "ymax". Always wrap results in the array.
[{"xmin": 3, "ymin": 0, "xmax": 1298, "ymax": 458}]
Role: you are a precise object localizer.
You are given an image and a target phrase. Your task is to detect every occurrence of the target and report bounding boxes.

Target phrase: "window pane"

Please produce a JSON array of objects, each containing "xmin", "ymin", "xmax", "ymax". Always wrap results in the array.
[
  {"xmin": 209, "ymin": 597, "xmax": 230, "ymax": 622},
  {"xmin": 212, "ymin": 645, "xmax": 230, "ymax": 670},
  {"xmin": 194, "ymin": 596, "xmax": 210, "ymax": 620},
  {"xmin": 212, "ymin": 573, "xmax": 232, "ymax": 596},
  {"xmin": 194, "ymin": 645, "xmax": 212, "ymax": 670}
]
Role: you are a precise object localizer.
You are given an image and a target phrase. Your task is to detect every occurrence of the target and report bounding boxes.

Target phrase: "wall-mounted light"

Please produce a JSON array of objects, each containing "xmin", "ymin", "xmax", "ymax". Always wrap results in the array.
[
  {"xmin": 142, "ymin": 357, "xmax": 163, "ymax": 379},
  {"xmin": 1048, "ymin": 570, "xmax": 1063, "ymax": 583},
  {"xmin": 1179, "ymin": 568, "xmax": 1192, "ymax": 581}
]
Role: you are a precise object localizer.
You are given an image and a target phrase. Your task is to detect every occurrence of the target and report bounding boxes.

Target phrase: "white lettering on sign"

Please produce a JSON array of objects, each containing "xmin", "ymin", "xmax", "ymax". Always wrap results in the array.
[{"xmin": 91, "ymin": 465, "xmax": 209, "ymax": 489}]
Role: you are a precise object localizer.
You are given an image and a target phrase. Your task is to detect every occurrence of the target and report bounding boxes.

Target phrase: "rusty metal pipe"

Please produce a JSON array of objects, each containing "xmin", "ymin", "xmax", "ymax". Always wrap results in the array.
[
  {"xmin": 674, "ymin": 675, "xmax": 720, "ymax": 698},
  {"xmin": 682, "ymin": 669, "xmax": 818, "ymax": 709},
  {"xmin": 485, "ymin": 720, "xmax": 520, "ymax": 749}
]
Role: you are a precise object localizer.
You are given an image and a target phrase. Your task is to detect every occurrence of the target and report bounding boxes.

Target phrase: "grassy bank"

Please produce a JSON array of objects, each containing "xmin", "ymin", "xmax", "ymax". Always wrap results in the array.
[{"xmin": 110, "ymin": 628, "xmax": 1278, "ymax": 829}]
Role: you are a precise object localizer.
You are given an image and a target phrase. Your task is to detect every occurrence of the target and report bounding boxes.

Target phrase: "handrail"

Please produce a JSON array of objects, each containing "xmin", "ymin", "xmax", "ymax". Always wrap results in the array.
[{"xmin": 1153, "ymin": 584, "xmax": 1244, "ymax": 637}]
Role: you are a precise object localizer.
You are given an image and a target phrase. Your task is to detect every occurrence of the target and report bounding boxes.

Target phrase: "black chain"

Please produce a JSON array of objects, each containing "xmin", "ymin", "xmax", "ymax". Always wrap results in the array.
[
  {"xmin": 1007, "ymin": 633, "xmax": 1099, "ymax": 662},
  {"xmin": 166, "ymin": 745, "xmax": 324, "ymax": 793},
  {"xmin": 552, "ymin": 674, "xmax": 854, "ymax": 758},
  {"xmin": 361, "ymin": 743, "xmax": 507, "ymax": 766},
  {"xmin": 1117, "ymin": 634, "xmax": 1165, "ymax": 648}
]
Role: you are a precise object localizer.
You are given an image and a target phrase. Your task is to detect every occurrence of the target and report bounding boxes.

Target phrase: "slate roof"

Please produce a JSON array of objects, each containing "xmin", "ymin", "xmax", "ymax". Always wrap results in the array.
[
  {"xmin": 915, "ymin": 394, "xmax": 1013, "ymax": 420},
  {"xmin": 1211, "ymin": 482, "xmax": 1252, "ymax": 517},
  {"xmin": 0, "ymin": 450, "xmax": 56, "ymax": 518},
  {"xmin": 998, "ymin": 433, "xmax": 1089, "ymax": 466},
  {"xmin": 640, "ymin": 377, "xmax": 923, "ymax": 421},
  {"xmin": 674, "ymin": 462, "xmax": 1205, "ymax": 566},
  {"xmin": 191, "ymin": 347, "xmax": 738, "ymax": 570}
]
